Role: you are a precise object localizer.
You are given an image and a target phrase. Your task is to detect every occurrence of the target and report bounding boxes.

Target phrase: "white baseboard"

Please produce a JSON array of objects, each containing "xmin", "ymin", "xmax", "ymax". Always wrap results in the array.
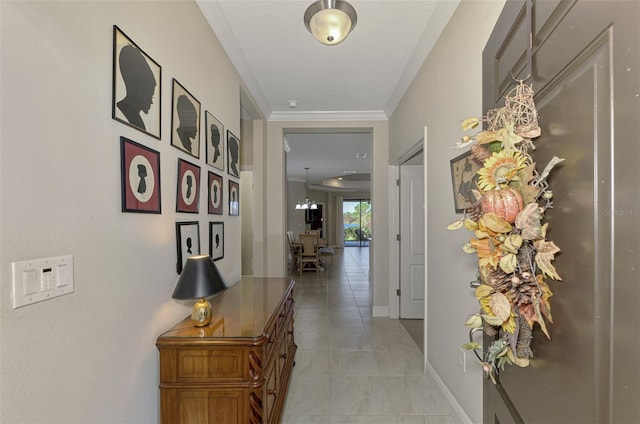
[
  {"xmin": 424, "ymin": 360, "xmax": 473, "ymax": 424},
  {"xmin": 371, "ymin": 306, "xmax": 388, "ymax": 317}
]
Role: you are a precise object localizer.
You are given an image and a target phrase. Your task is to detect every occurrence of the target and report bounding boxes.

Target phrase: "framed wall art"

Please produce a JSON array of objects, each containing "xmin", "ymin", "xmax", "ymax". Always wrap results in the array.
[
  {"xmin": 209, "ymin": 221, "xmax": 224, "ymax": 261},
  {"xmin": 176, "ymin": 221, "xmax": 200, "ymax": 274},
  {"xmin": 450, "ymin": 149, "xmax": 481, "ymax": 213},
  {"xmin": 112, "ymin": 25, "xmax": 161, "ymax": 140},
  {"xmin": 176, "ymin": 158, "xmax": 200, "ymax": 213},
  {"xmin": 208, "ymin": 171, "xmax": 223, "ymax": 215},
  {"xmin": 227, "ymin": 130, "xmax": 240, "ymax": 178},
  {"xmin": 120, "ymin": 137, "xmax": 161, "ymax": 213},
  {"xmin": 229, "ymin": 180, "xmax": 239, "ymax": 216},
  {"xmin": 171, "ymin": 79, "xmax": 201, "ymax": 159},
  {"xmin": 205, "ymin": 111, "xmax": 224, "ymax": 171}
]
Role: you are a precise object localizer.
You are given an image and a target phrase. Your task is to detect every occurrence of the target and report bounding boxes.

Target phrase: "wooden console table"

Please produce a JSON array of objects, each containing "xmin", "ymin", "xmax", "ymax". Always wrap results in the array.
[{"xmin": 156, "ymin": 277, "xmax": 296, "ymax": 423}]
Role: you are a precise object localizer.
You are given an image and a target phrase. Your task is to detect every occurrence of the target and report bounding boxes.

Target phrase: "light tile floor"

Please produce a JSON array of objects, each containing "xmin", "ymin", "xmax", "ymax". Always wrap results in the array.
[{"xmin": 282, "ymin": 247, "xmax": 458, "ymax": 424}]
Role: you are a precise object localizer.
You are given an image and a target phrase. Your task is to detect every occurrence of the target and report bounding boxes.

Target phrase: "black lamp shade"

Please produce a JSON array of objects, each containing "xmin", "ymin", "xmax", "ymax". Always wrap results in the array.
[{"xmin": 172, "ymin": 255, "xmax": 227, "ymax": 300}]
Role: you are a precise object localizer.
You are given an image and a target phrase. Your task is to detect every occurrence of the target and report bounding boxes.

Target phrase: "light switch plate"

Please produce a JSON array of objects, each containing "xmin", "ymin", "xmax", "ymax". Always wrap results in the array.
[{"xmin": 11, "ymin": 255, "xmax": 74, "ymax": 309}]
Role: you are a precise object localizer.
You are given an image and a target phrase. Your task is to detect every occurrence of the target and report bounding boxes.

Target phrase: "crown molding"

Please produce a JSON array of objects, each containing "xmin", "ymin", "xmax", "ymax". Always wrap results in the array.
[
  {"xmin": 196, "ymin": 0, "xmax": 271, "ymax": 118},
  {"xmin": 269, "ymin": 110, "xmax": 388, "ymax": 122}
]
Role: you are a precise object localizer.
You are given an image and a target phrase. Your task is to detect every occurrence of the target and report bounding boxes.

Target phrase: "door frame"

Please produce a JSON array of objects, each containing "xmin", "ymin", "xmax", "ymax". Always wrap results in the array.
[{"xmin": 391, "ymin": 128, "xmax": 428, "ymax": 353}]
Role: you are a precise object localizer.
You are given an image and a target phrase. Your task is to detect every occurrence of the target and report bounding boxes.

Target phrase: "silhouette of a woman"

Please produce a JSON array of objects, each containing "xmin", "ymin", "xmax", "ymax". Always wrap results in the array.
[{"xmin": 117, "ymin": 45, "xmax": 156, "ymax": 130}]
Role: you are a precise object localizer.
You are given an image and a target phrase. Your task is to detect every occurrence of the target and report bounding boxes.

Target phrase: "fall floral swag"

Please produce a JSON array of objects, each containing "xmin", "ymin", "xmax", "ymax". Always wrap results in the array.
[{"xmin": 449, "ymin": 81, "xmax": 564, "ymax": 383}]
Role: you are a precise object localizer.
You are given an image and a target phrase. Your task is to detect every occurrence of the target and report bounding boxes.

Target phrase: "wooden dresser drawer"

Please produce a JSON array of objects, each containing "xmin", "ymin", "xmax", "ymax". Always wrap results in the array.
[
  {"xmin": 160, "ymin": 388, "xmax": 247, "ymax": 424},
  {"xmin": 175, "ymin": 347, "xmax": 244, "ymax": 382}
]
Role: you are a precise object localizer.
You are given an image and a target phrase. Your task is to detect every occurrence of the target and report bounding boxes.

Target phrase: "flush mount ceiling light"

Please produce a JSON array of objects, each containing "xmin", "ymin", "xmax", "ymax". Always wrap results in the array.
[{"xmin": 304, "ymin": 0, "xmax": 357, "ymax": 45}]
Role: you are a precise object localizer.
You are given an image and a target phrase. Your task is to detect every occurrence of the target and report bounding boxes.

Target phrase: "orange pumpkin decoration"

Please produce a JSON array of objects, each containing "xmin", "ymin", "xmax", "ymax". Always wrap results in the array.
[{"xmin": 480, "ymin": 187, "xmax": 523, "ymax": 224}]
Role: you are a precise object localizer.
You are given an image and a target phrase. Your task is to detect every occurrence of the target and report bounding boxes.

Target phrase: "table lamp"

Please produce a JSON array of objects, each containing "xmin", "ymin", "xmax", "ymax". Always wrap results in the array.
[{"xmin": 172, "ymin": 255, "xmax": 227, "ymax": 327}]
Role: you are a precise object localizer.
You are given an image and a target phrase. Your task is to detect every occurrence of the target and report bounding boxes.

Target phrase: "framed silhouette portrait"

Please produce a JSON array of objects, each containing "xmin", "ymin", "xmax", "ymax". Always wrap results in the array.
[
  {"xmin": 209, "ymin": 221, "xmax": 224, "ymax": 261},
  {"xmin": 120, "ymin": 137, "xmax": 161, "ymax": 213},
  {"xmin": 450, "ymin": 149, "xmax": 481, "ymax": 213},
  {"xmin": 171, "ymin": 79, "xmax": 201, "ymax": 159},
  {"xmin": 205, "ymin": 111, "xmax": 224, "ymax": 171},
  {"xmin": 176, "ymin": 221, "xmax": 200, "ymax": 274},
  {"xmin": 227, "ymin": 131, "xmax": 240, "ymax": 178},
  {"xmin": 229, "ymin": 180, "xmax": 239, "ymax": 216},
  {"xmin": 176, "ymin": 158, "xmax": 200, "ymax": 213},
  {"xmin": 208, "ymin": 171, "xmax": 223, "ymax": 215},
  {"xmin": 112, "ymin": 26, "xmax": 161, "ymax": 140}
]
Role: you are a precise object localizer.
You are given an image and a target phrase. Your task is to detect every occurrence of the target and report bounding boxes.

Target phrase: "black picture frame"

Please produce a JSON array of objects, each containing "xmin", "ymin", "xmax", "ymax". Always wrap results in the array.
[
  {"xmin": 176, "ymin": 158, "xmax": 201, "ymax": 213},
  {"xmin": 208, "ymin": 171, "xmax": 223, "ymax": 215},
  {"xmin": 209, "ymin": 221, "xmax": 224, "ymax": 261},
  {"xmin": 450, "ymin": 150, "xmax": 481, "ymax": 213},
  {"xmin": 120, "ymin": 137, "xmax": 161, "ymax": 213},
  {"xmin": 205, "ymin": 111, "xmax": 225, "ymax": 171},
  {"xmin": 229, "ymin": 180, "xmax": 239, "ymax": 216},
  {"xmin": 227, "ymin": 130, "xmax": 240, "ymax": 178},
  {"xmin": 176, "ymin": 221, "xmax": 200, "ymax": 274},
  {"xmin": 112, "ymin": 25, "xmax": 161, "ymax": 140},
  {"xmin": 171, "ymin": 79, "xmax": 201, "ymax": 159}
]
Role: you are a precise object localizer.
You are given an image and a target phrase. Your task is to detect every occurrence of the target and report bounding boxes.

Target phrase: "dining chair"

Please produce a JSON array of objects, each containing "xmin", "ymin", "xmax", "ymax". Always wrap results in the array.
[
  {"xmin": 298, "ymin": 233, "xmax": 321, "ymax": 274},
  {"xmin": 286, "ymin": 231, "xmax": 299, "ymax": 270}
]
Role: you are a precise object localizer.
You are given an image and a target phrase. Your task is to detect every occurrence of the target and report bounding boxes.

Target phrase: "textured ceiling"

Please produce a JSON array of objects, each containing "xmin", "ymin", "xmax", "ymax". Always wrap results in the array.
[{"xmin": 197, "ymin": 0, "xmax": 459, "ymax": 186}]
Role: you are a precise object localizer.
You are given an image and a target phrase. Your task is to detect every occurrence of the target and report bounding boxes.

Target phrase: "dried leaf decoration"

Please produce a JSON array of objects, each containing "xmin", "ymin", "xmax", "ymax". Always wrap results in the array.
[
  {"xmin": 534, "ymin": 238, "xmax": 562, "ymax": 281},
  {"xmin": 515, "ymin": 203, "xmax": 543, "ymax": 240},
  {"xmin": 447, "ymin": 219, "xmax": 464, "ymax": 230},
  {"xmin": 534, "ymin": 299, "xmax": 551, "ymax": 339},
  {"xmin": 489, "ymin": 292, "xmax": 511, "ymax": 321},
  {"xmin": 538, "ymin": 275, "xmax": 554, "ymax": 323},
  {"xmin": 501, "ymin": 234, "xmax": 523, "ymax": 254},
  {"xmin": 476, "ymin": 130, "xmax": 501, "ymax": 145},
  {"xmin": 482, "ymin": 314, "xmax": 505, "ymax": 326},
  {"xmin": 461, "ymin": 117, "xmax": 480, "ymax": 131},
  {"xmin": 498, "ymin": 253, "xmax": 517, "ymax": 273},
  {"xmin": 511, "ymin": 164, "xmax": 540, "ymax": 205},
  {"xmin": 465, "ymin": 314, "xmax": 483, "ymax": 328},
  {"xmin": 481, "ymin": 213, "xmax": 512, "ymax": 234}
]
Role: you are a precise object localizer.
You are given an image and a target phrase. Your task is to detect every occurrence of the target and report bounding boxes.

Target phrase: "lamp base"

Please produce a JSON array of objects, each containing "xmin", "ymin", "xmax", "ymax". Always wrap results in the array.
[{"xmin": 191, "ymin": 298, "xmax": 213, "ymax": 327}]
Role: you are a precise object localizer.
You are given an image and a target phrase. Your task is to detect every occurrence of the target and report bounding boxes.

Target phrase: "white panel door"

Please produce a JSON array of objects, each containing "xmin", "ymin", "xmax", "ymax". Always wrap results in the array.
[{"xmin": 400, "ymin": 164, "xmax": 425, "ymax": 318}]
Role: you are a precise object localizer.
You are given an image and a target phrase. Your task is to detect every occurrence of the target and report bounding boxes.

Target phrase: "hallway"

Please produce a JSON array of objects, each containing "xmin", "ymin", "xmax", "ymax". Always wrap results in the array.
[{"xmin": 282, "ymin": 248, "xmax": 457, "ymax": 423}]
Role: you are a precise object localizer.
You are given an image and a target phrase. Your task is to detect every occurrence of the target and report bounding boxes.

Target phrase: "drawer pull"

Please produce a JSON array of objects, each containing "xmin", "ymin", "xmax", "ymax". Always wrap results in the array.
[
  {"xmin": 280, "ymin": 353, "xmax": 287, "ymax": 359},
  {"xmin": 287, "ymin": 330, "xmax": 294, "ymax": 335},
  {"xmin": 269, "ymin": 389, "xmax": 277, "ymax": 397}
]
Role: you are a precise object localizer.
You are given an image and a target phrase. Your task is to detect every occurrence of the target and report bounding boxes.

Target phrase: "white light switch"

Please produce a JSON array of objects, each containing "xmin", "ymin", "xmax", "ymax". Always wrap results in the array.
[
  {"xmin": 57, "ymin": 264, "xmax": 69, "ymax": 287},
  {"xmin": 23, "ymin": 270, "xmax": 38, "ymax": 295},
  {"xmin": 12, "ymin": 255, "xmax": 74, "ymax": 309}
]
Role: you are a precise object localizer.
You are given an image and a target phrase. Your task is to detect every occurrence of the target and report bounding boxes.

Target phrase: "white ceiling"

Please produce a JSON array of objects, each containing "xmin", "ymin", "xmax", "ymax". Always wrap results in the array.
[{"xmin": 197, "ymin": 0, "xmax": 460, "ymax": 187}]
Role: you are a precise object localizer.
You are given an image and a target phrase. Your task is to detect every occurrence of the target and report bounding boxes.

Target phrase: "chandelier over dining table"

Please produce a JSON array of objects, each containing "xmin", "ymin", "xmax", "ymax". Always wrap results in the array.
[{"xmin": 295, "ymin": 167, "xmax": 318, "ymax": 210}]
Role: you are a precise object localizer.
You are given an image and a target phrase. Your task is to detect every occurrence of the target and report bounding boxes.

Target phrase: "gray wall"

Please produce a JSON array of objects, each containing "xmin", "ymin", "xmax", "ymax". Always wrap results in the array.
[
  {"xmin": 0, "ymin": 1, "xmax": 244, "ymax": 422},
  {"xmin": 389, "ymin": 1, "xmax": 506, "ymax": 422}
]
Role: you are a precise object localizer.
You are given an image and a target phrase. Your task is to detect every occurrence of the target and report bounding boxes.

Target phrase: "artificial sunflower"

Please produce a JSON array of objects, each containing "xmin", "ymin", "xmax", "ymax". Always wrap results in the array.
[{"xmin": 477, "ymin": 150, "xmax": 527, "ymax": 191}]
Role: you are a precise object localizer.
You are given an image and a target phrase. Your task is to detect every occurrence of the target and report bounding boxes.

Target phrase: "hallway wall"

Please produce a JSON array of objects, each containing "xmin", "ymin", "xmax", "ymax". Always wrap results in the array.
[
  {"xmin": 0, "ymin": 1, "xmax": 247, "ymax": 422},
  {"xmin": 389, "ymin": 0, "xmax": 507, "ymax": 422}
]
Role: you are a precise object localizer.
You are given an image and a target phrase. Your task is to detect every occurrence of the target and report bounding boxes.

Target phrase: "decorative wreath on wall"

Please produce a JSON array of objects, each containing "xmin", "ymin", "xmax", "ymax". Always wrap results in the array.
[{"xmin": 448, "ymin": 81, "xmax": 564, "ymax": 383}]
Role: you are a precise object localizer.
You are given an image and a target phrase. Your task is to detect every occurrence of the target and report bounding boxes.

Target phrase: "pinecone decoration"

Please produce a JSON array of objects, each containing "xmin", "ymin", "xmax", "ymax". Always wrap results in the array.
[
  {"xmin": 465, "ymin": 204, "xmax": 483, "ymax": 222},
  {"xmin": 486, "ymin": 267, "xmax": 511, "ymax": 289},
  {"xmin": 471, "ymin": 144, "xmax": 491, "ymax": 165}
]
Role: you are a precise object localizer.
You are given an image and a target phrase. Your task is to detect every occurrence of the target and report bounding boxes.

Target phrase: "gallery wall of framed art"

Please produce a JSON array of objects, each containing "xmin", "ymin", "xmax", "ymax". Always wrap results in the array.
[{"xmin": 111, "ymin": 23, "xmax": 243, "ymax": 278}]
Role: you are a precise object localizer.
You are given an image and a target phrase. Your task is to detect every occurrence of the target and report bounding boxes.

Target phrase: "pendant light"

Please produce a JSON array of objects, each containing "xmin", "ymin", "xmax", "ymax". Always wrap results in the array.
[
  {"xmin": 295, "ymin": 168, "xmax": 318, "ymax": 210},
  {"xmin": 304, "ymin": 0, "xmax": 357, "ymax": 45}
]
